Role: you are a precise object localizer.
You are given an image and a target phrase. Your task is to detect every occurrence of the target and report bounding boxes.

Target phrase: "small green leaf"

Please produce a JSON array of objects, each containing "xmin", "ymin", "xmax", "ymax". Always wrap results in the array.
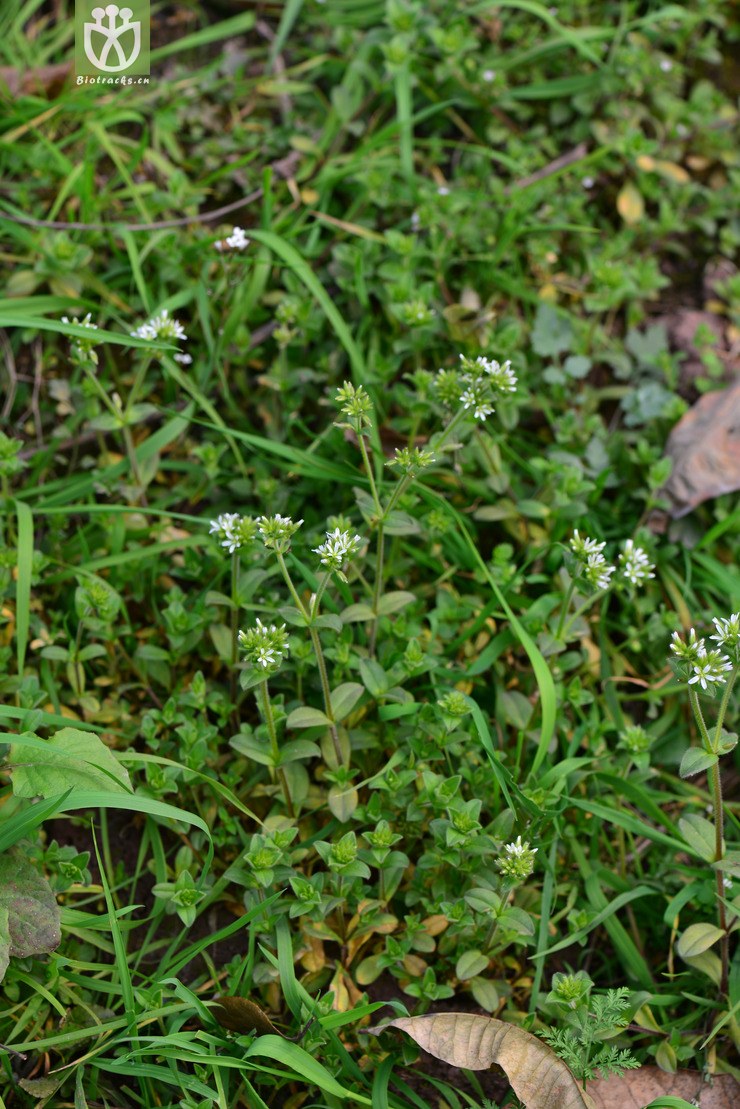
[
  {"xmin": 328, "ymin": 784, "xmax": 359, "ymax": 822},
  {"xmin": 286, "ymin": 706, "xmax": 331, "ymax": 729},
  {"xmin": 470, "ymin": 977, "xmax": 499, "ymax": 1013},
  {"xmin": 679, "ymin": 747, "xmax": 718, "ymax": 779},
  {"xmin": 376, "ymin": 591, "xmax": 416, "ymax": 616},
  {"xmin": 330, "ymin": 682, "xmax": 364, "ymax": 721},
  {"xmin": 456, "ymin": 950, "xmax": 489, "ymax": 981},
  {"xmin": 531, "ymin": 303, "xmax": 572, "ymax": 357},
  {"xmin": 313, "ymin": 614, "xmax": 343, "ymax": 632},
  {"xmin": 499, "ymin": 690, "xmax": 533, "ymax": 730},
  {"xmin": 359, "ymin": 658, "xmax": 390, "ymax": 698},
  {"xmin": 675, "ymin": 922, "xmax": 725, "ymax": 959},
  {"xmin": 340, "ymin": 603, "xmax": 375, "ymax": 624}
]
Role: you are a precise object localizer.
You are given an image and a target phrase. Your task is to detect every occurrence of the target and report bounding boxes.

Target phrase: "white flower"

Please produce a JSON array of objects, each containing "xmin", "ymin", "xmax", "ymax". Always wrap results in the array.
[
  {"xmin": 482, "ymin": 69, "xmax": 496, "ymax": 82},
  {"xmin": 313, "ymin": 527, "xmax": 363, "ymax": 571},
  {"xmin": 710, "ymin": 613, "xmax": 740, "ymax": 663},
  {"xmin": 582, "ymin": 176, "xmax": 595, "ymax": 189},
  {"xmin": 584, "ymin": 552, "xmax": 616, "ymax": 591},
  {"xmin": 619, "ymin": 539, "xmax": 655, "ymax": 586},
  {"xmin": 688, "ymin": 649, "xmax": 733, "ymax": 691},
  {"xmin": 437, "ymin": 186, "xmax": 450, "ymax": 196},
  {"xmin": 131, "ymin": 308, "xmax": 187, "ymax": 343},
  {"xmin": 215, "ymin": 226, "xmax": 250, "ymax": 252},
  {"xmin": 173, "ymin": 352, "xmax": 193, "ymax": 365},
  {"xmin": 570, "ymin": 530, "xmax": 606, "ymax": 558},
  {"xmin": 659, "ymin": 58, "xmax": 673, "ymax": 72}
]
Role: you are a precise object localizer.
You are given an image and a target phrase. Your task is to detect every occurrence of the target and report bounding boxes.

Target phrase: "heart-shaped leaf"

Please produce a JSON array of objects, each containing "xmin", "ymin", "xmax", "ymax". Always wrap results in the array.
[{"xmin": 369, "ymin": 1012, "xmax": 597, "ymax": 1108}]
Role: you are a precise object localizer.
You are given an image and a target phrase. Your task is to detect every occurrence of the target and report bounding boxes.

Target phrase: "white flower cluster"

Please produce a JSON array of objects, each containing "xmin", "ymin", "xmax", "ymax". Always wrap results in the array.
[
  {"xmin": 209, "ymin": 513, "xmax": 257, "ymax": 555},
  {"xmin": 569, "ymin": 531, "xmax": 655, "ymax": 593},
  {"xmin": 238, "ymin": 619, "xmax": 289, "ymax": 673},
  {"xmin": 670, "ymin": 625, "xmax": 734, "ymax": 691},
  {"xmin": 313, "ymin": 527, "xmax": 363, "ymax": 572},
  {"xmin": 131, "ymin": 308, "xmax": 188, "ymax": 344},
  {"xmin": 497, "ymin": 836, "xmax": 537, "ymax": 881},
  {"xmin": 569, "ymin": 531, "xmax": 615, "ymax": 590},
  {"xmin": 215, "ymin": 226, "xmax": 250, "ymax": 252},
  {"xmin": 435, "ymin": 353, "xmax": 517, "ymax": 422},
  {"xmin": 710, "ymin": 612, "xmax": 740, "ymax": 665},
  {"xmin": 619, "ymin": 539, "xmax": 655, "ymax": 586},
  {"xmin": 257, "ymin": 514, "xmax": 303, "ymax": 552},
  {"xmin": 61, "ymin": 313, "xmax": 99, "ymax": 361}
]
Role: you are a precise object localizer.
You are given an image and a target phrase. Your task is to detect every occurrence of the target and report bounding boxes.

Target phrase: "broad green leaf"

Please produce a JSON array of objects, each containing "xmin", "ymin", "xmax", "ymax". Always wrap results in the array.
[
  {"xmin": 0, "ymin": 850, "xmax": 61, "ymax": 983},
  {"xmin": 675, "ymin": 922, "xmax": 725, "ymax": 959},
  {"xmin": 286, "ymin": 706, "xmax": 331, "ymax": 729},
  {"xmin": 679, "ymin": 747, "xmax": 718, "ymax": 779},
  {"xmin": 329, "ymin": 682, "xmax": 364, "ymax": 721},
  {"xmin": 369, "ymin": 1013, "xmax": 596, "ymax": 1107},
  {"xmin": 678, "ymin": 815, "xmax": 717, "ymax": 863},
  {"xmin": 9, "ymin": 729, "xmax": 132, "ymax": 798}
]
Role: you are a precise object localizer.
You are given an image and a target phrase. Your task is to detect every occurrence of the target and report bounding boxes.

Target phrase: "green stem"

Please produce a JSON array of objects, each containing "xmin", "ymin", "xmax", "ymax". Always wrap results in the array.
[
  {"xmin": 309, "ymin": 625, "xmax": 343, "ymax": 765},
  {"xmin": 230, "ymin": 551, "xmax": 239, "ymax": 708},
  {"xmin": 560, "ymin": 586, "xmax": 611, "ymax": 642},
  {"xmin": 121, "ymin": 423, "xmax": 147, "ymax": 505},
  {"xmin": 275, "ymin": 551, "xmax": 343, "ymax": 765},
  {"xmin": 358, "ymin": 433, "xmax": 382, "ymax": 517},
  {"xmin": 688, "ymin": 687, "xmax": 712, "ymax": 750},
  {"xmin": 275, "ymin": 550, "xmax": 309, "ymax": 619},
  {"xmin": 258, "ymin": 678, "xmax": 294, "ymax": 818},
  {"xmin": 712, "ymin": 670, "xmax": 737, "ymax": 751},
  {"xmin": 368, "ymin": 521, "xmax": 385, "ymax": 658},
  {"xmin": 710, "ymin": 670, "xmax": 735, "ymax": 998},
  {"xmin": 125, "ymin": 355, "xmax": 152, "ymax": 414},
  {"xmin": 708, "ymin": 756, "xmax": 728, "ymax": 996},
  {"xmin": 555, "ymin": 576, "xmax": 579, "ymax": 641}
]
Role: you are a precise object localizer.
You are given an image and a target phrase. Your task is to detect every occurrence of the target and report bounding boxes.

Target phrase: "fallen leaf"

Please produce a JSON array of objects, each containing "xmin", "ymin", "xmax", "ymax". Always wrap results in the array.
[
  {"xmin": 617, "ymin": 182, "xmax": 645, "ymax": 225},
  {"xmin": 658, "ymin": 379, "xmax": 740, "ymax": 517},
  {"xmin": 0, "ymin": 62, "xmax": 71, "ymax": 98},
  {"xmin": 369, "ymin": 1012, "xmax": 597, "ymax": 1108},
  {"xmin": 636, "ymin": 155, "xmax": 690, "ymax": 184},
  {"xmin": 210, "ymin": 996, "xmax": 280, "ymax": 1036},
  {"xmin": 587, "ymin": 1065, "xmax": 739, "ymax": 1108}
]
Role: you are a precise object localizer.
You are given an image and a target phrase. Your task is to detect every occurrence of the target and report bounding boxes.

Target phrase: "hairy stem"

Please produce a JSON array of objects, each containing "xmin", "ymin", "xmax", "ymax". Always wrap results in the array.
[{"xmin": 258, "ymin": 678, "xmax": 294, "ymax": 818}]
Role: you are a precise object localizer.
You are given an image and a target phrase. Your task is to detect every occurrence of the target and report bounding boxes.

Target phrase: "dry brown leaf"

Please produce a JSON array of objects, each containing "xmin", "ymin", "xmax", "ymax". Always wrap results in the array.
[
  {"xmin": 369, "ymin": 1012, "xmax": 597, "ymax": 1108},
  {"xmin": 210, "ymin": 996, "xmax": 280, "ymax": 1036},
  {"xmin": 0, "ymin": 62, "xmax": 71, "ymax": 98},
  {"xmin": 659, "ymin": 379, "xmax": 740, "ymax": 517},
  {"xmin": 588, "ymin": 1065, "xmax": 739, "ymax": 1108},
  {"xmin": 617, "ymin": 182, "xmax": 645, "ymax": 225}
]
